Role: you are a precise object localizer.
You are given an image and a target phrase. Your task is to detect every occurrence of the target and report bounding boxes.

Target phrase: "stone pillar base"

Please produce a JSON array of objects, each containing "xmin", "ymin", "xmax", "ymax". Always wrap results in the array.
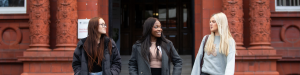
[
  {"xmin": 27, "ymin": 44, "xmax": 51, "ymax": 51},
  {"xmin": 18, "ymin": 51, "xmax": 74, "ymax": 74},
  {"xmin": 21, "ymin": 51, "xmax": 74, "ymax": 57},
  {"xmin": 53, "ymin": 48, "xmax": 76, "ymax": 51},
  {"xmin": 235, "ymin": 51, "xmax": 281, "ymax": 75},
  {"xmin": 21, "ymin": 73, "xmax": 74, "ymax": 75},
  {"xmin": 54, "ymin": 44, "xmax": 77, "ymax": 51},
  {"xmin": 235, "ymin": 72, "xmax": 279, "ymax": 75},
  {"xmin": 236, "ymin": 46, "xmax": 246, "ymax": 50},
  {"xmin": 27, "ymin": 48, "xmax": 51, "ymax": 51},
  {"xmin": 237, "ymin": 50, "xmax": 277, "ymax": 55},
  {"xmin": 247, "ymin": 46, "xmax": 274, "ymax": 50}
]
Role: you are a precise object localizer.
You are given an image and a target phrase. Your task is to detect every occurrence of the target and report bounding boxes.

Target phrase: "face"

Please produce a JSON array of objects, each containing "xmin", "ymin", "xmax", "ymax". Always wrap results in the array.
[
  {"xmin": 98, "ymin": 19, "xmax": 107, "ymax": 34},
  {"xmin": 210, "ymin": 17, "xmax": 218, "ymax": 32},
  {"xmin": 151, "ymin": 20, "xmax": 162, "ymax": 37}
]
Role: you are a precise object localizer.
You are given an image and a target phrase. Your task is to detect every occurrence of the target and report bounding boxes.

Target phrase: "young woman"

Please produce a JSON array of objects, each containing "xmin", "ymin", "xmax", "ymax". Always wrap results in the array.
[
  {"xmin": 128, "ymin": 17, "xmax": 182, "ymax": 75},
  {"xmin": 191, "ymin": 12, "xmax": 236, "ymax": 75},
  {"xmin": 72, "ymin": 17, "xmax": 121, "ymax": 75}
]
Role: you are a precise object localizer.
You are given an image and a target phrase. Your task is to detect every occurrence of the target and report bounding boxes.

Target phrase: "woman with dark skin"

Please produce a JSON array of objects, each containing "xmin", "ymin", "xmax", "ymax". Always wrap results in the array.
[{"xmin": 129, "ymin": 17, "xmax": 182, "ymax": 75}]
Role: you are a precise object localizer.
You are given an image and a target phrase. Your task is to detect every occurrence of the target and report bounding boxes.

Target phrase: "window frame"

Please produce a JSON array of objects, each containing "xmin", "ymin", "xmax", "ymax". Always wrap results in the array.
[
  {"xmin": 275, "ymin": 0, "xmax": 300, "ymax": 12},
  {"xmin": 0, "ymin": 0, "xmax": 27, "ymax": 14}
]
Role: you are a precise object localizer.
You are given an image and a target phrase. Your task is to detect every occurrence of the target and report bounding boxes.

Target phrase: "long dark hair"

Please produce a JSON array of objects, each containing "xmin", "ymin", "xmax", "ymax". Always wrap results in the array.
[
  {"xmin": 139, "ymin": 17, "xmax": 172, "ymax": 62},
  {"xmin": 83, "ymin": 17, "xmax": 112, "ymax": 72}
]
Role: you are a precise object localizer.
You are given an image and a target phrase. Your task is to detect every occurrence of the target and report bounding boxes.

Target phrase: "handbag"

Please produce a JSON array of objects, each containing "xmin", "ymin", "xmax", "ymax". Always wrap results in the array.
[{"xmin": 200, "ymin": 35, "xmax": 209, "ymax": 72}]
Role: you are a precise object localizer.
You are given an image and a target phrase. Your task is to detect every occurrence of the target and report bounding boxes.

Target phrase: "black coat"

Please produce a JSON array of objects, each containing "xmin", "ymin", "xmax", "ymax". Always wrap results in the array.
[
  {"xmin": 72, "ymin": 37, "xmax": 121, "ymax": 75},
  {"xmin": 128, "ymin": 41, "xmax": 182, "ymax": 75}
]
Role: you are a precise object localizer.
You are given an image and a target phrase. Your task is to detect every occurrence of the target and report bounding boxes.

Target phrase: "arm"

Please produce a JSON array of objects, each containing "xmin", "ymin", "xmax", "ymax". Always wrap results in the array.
[
  {"xmin": 128, "ymin": 45, "xmax": 138, "ymax": 75},
  {"xmin": 191, "ymin": 35, "xmax": 208, "ymax": 75},
  {"xmin": 72, "ymin": 46, "xmax": 81, "ymax": 75},
  {"xmin": 225, "ymin": 38, "xmax": 236, "ymax": 75},
  {"xmin": 169, "ymin": 42, "xmax": 182, "ymax": 75},
  {"xmin": 110, "ymin": 39, "xmax": 122, "ymax": 75}
]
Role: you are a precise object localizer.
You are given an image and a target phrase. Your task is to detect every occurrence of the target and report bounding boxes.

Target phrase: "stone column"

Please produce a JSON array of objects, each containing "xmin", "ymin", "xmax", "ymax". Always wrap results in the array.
[
  {"xmin": 27, "ymin": 0, "xmax": 51, "ymax": 51},
  {"xmin": 19, "ymin": 0, "xmax": 80, "ymax": 75},
  {"xmin": 54, "ymin": 0, "xmax": 78, "ymax": 51},
  {"xmin": 233, "ymin": 0, "xmax": 281, "ymax": 75},
  {"xmin": 222, "ymin": 0, "xmax": 245, "ymax": 50},
  {"xmin": 248, "ymin": 0, "xmax": 274, "ymax": 50}
]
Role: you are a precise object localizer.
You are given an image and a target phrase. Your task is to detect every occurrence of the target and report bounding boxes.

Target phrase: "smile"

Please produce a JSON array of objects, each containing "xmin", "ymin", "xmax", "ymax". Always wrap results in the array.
[{"xmin": 157, "ymin": 32, "xmax": 161, "ymax": 35}]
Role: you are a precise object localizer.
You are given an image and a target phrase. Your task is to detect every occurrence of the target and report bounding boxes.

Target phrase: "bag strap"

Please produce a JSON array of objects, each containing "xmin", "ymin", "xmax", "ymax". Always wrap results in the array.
[
  {"xmin": 167, "ymin": 42, "xmax": 170, "ymax": 52},
  {"xmin": 200, "ymin": 35, "xmax": 209, "ymax": 71}
]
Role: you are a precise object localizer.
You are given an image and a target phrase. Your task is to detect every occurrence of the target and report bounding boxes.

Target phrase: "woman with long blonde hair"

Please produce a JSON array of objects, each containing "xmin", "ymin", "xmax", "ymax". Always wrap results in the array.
[{"xmin": 191, "ymin": 12, "xmax": 236, "ymax": 75}]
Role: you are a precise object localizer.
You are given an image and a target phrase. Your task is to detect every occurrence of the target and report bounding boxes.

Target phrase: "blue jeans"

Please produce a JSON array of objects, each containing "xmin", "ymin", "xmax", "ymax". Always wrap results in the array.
[{"xmin": 89, "ymin": 71, "xmax": 102, "ymax": 75}]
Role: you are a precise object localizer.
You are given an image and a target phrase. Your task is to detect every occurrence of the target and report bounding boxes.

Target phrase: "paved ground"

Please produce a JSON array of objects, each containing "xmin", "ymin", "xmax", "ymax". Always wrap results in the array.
[{"xmin": 120, "ymin": 55, "xmax": 192, "ymax": 75}]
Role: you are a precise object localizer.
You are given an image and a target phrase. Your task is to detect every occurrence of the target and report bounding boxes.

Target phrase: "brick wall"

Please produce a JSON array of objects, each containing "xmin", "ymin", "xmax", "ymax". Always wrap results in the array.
[
  {"xmin": 0, "ymin": 0, "xmax": 110, "ymax": 75},
  {"xmin": 194, "ymin": 0, "xmax": 223, "ymax": 55},
  {"xmin": 0, "ymin": 1, "xmax": 30, "ymax": 74},
  {"xmin": 0, "ymin": 18, "xmax": 30, "ymax": 75},
  {"xmin": 194, "ymin": 0, "xmax": 300, "ymax": 75}
]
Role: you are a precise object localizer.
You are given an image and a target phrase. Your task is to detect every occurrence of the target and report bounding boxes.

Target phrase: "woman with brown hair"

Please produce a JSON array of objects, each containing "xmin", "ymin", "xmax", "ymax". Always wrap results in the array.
[{"xmin": 72, "ymin": 17, "xmax": 121, "ymax": 75}]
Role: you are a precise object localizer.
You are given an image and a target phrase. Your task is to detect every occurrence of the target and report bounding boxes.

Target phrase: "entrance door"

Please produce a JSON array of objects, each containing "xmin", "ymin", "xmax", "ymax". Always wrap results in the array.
[{"xmin": 120, "ymin": 0, "xmax": 192, "ymax": 55}]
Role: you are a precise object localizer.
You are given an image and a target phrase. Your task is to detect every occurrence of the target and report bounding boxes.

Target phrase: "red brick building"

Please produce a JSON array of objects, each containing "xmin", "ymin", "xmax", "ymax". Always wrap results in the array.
[{"xmin": 0, "ymin": 0, "xmax": 299, "ymax": 75}]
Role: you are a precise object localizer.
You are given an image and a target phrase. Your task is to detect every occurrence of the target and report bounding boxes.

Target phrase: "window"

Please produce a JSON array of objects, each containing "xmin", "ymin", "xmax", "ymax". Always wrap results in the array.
[
  {"xmin": 0, "ymin": 0, "xmax": 27, "ymax": 14},
  {"xmin": 275, "ymin": 0, "xmax": 300, "ymax": 11}
]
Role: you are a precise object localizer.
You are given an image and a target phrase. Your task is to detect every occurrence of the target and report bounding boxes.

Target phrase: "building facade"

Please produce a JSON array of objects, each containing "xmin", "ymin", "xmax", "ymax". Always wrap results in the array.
[{"xmin": 0, "ymin": 0, "xmax": 299, "ymax": 75}]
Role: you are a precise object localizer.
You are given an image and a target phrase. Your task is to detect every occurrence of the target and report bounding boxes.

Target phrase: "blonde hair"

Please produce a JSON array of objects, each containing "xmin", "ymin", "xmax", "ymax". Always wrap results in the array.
[{"xmin": 204, "ymin": 12, "xmax": 234, "ymax": 56}]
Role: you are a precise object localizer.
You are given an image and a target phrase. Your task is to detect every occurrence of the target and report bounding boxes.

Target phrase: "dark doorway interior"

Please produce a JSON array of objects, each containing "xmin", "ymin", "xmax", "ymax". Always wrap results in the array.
[{"xmin": 119, "ymin": 0, "xmax": 193, "ymax": 55}]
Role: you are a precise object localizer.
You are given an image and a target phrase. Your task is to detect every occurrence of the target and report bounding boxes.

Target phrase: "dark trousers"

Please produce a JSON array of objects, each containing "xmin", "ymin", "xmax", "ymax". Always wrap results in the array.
[
  {"xmin": 201, "ymin": 72, "xmax": 210, "ymax": 75},
  {"xmin": 151, "ymin": 68, "xmax": 161, "ymax": 75}
]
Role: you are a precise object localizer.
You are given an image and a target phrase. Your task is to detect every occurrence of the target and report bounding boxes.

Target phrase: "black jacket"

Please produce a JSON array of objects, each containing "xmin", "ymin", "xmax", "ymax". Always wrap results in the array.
[
  {"xmin": 128, "ymin": 41, "xmax": 182, "ymax": 75},
  {"xmin": 72, "ymin": 37, "xmax": 121, "ymax": 75}
]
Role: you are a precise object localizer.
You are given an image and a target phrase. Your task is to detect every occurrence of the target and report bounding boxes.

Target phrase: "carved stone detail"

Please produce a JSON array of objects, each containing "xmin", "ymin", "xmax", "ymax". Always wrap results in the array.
[
  {"xmin": 27, "ymin": 0, "xmax": 51, "ymax": 51},
  {"xmin": 54, "ymin": 0, "xmax": 78, "ymax": 50},
  {"xmin": 248, "ymin": 0, "xmax": 273, "ymax": 50},
  {"xmin": 280, "ymin": 25, "xmax": 300, "ymax": 43},
  {"xmin": 222, "ymin": 0, "xmax": 245, "ymax": 50}
]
